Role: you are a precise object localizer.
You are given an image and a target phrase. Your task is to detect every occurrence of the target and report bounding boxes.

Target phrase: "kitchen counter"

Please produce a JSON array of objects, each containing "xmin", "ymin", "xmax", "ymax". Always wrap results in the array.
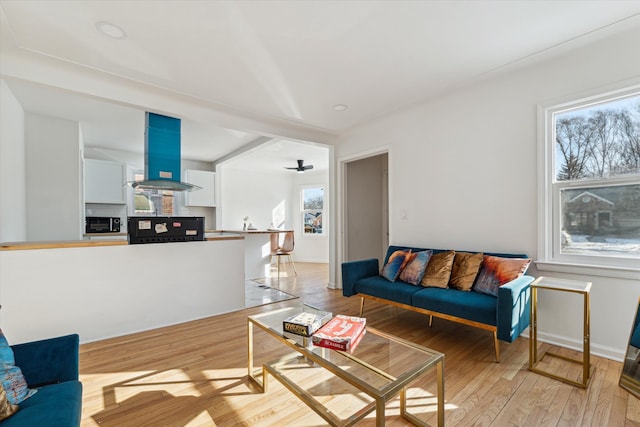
[
  {"xmin": 0, "ymin": 234, "xmax": 244, "ymax": 251},
  {"xmin": 208, "ymin": 229, "xmax": 294, "ymax": 279},
  {"xmin": 1, "ymin": 238, "xmax": 246, "ymax": 344},
  {"xmin": 208, "ymin": 229, "xmax": 292, "ymax": 234}
]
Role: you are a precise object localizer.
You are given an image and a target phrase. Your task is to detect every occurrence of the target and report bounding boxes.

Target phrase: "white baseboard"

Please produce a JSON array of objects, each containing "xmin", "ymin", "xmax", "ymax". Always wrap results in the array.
[
  {"xmin": 292, "ymin": 258, "xmax": 328, "ymax": 263},
  {"xmin": 520, "ymin": 328, "xmax": 625, "ymax": 362}
]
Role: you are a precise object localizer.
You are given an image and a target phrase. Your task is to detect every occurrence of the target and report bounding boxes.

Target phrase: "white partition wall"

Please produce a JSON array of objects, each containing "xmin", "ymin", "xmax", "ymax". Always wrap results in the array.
[{"xmin": 0, "ymin": 239, "xmax": 245, "ymax": 344}]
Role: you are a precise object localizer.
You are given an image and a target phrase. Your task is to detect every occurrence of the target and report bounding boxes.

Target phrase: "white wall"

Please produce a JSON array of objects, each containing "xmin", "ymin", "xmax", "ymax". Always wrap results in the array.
[
  {"xmin": 219, "ymin": 166, "xmax": 294, "ymax": 231},
  {"xmin": 0, "ymin": 79, "xmax": 26, "ymax": 242},
  {"xmin": 0, "ymin": 239, "xmax": 245, "ymax": 344},
  {"xmin": 336, "ymin": 26, "xmax": 640, "ymax": 360},
  {"xmin": 25, "ymin": 112, "xmax": 83, "ymax": 241},
  {"xmin": 218, "ymin": 165, "xmax": 330, "ymax": 263}
]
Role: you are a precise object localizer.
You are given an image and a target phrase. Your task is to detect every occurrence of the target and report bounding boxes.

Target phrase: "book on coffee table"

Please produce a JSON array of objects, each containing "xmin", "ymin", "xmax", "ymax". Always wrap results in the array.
[
  {"xmin": 283, "ymin": 310, "xmax": 332, "ymax": 337},
  {"xmin": 312, "ymin": 314, "xmax": 366, "ymax": 352}
]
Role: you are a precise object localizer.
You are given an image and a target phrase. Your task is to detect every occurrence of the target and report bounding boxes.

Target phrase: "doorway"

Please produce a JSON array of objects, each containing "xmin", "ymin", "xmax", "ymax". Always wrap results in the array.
[{"xmin": 343, "ymin": 153, "xmax": 389, "ymax": 265}]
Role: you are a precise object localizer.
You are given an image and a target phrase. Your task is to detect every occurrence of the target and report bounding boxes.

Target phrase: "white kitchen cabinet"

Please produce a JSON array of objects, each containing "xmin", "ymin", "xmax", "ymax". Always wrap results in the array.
[
  {"xmin": 184, "ymin": 169, "xmax": 216, "ymax": 207},
  {"xmin": 84, "ymin": 158, "xmax": 126, "ymax": 204}
]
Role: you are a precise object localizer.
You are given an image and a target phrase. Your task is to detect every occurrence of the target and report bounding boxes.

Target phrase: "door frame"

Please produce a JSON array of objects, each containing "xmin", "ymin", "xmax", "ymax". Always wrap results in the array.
[{"xmin": 336, "ymin": 146, "xmax": 390, "ymax": 289}]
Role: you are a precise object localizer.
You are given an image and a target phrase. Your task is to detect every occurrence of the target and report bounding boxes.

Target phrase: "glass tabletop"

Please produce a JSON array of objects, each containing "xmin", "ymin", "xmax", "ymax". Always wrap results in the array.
[
  {"xmin": 248, "ymin": 303, "xmax": 444, "ymax": 395},
  {"xmin": 531, "ymin": 276, "xmax": 592, "ymax": 293}
]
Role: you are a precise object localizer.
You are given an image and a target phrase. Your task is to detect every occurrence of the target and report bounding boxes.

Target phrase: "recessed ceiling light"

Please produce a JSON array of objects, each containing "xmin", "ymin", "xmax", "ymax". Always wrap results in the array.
[
  {"xmin": 96, "ymin": 21, "xmax": 127, "ymax": 39},
  {"xmin": 332, "ymin": 104, "xmax": 348, "ymax": 111}
]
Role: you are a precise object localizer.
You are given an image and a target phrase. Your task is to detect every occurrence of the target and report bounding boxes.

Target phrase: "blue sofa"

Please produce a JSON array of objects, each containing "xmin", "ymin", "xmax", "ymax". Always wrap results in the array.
[
  {"xmin": 2, "ymin": 334, "xmax": 82, "ymax": 426},
  {"xmin": 342, "ymin": 245, "xmax": 534, "ymax": 362}
]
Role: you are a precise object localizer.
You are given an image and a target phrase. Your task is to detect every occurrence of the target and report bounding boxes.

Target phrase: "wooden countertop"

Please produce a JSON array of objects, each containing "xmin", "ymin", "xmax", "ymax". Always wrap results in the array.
[
  {"xmin": 0, "ymin": 234, "xmax": 243, "ymax": 251},
  {"xmin": 211, "ymin": 229, "xmax": 292, "ymax": 234}
]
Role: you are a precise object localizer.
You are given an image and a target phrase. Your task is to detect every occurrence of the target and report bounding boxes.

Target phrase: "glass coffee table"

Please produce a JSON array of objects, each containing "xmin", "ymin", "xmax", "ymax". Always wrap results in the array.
[{"xmin": 247, "ymin": 304, "xmax": 444, "ymax": 426}]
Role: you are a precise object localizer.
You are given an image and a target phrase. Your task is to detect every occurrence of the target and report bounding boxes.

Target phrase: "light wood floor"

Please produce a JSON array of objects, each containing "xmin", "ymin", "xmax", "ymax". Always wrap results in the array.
[{"xmin": 79, "ymin": 263, "xmax": 637, "ymax": 426}]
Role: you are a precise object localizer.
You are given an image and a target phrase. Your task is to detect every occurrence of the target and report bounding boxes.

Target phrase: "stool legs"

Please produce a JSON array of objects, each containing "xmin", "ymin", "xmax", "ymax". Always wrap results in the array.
[{"xmin": 271, "ymin": 254, "xmax": 297, "ymax": 279}]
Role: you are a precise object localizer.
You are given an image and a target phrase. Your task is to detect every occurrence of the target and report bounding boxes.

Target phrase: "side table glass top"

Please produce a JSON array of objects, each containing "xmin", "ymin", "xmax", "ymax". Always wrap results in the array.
[{"xmin": 531, "ymin": 276, "xmax": 592, "ymax": 293}]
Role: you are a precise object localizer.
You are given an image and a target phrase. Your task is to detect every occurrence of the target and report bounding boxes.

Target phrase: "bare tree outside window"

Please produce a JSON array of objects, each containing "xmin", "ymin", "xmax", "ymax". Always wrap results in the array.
[
  {"xmin": 556, "ymin": 97, "xmax": 640, "ymax": 181},
  {"xmin": 554, "ymin": 95, "xmax": 640, "ymax": 258}
]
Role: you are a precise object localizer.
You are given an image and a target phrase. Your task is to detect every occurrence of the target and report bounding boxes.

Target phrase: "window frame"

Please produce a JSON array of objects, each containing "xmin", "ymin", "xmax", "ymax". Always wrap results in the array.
[
  {"xmin": 537, "ymin": 83, "xmax": 640, "ymax": 279},
  {"xmin": 300, "ymin": 186, "xmax": 326, "ymax": 238}
]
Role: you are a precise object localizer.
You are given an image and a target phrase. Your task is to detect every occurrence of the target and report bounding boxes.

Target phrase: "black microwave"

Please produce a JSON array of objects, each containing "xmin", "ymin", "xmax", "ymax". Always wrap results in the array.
[{"xmin": 86, "ymin": 217, "xmax": 121, "ymax": 233}]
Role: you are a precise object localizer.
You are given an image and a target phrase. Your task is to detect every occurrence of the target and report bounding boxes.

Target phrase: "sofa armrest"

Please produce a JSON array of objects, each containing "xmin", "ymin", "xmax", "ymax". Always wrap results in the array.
[
  {"xmin": 496, "ymin": 275, "xmax": 534, "ymax": 342},
  {"xmin": 342, "ymin": 258, "xmax": 379, "ymax": 297},
  {"xmin": 11, "ymin": 334, "xmax": 79, "ymax": 387}
]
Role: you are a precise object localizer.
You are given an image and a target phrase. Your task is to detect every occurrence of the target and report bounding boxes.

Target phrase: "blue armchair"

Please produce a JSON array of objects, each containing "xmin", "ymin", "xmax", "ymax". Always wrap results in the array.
[{"xmin": 2, "ymin": 334, "xmax": 82, "ymax": 426}]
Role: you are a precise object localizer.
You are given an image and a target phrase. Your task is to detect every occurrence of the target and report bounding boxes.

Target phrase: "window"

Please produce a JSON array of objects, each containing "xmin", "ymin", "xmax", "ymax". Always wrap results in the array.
[
  {"xmin": 301, "ymin": 187, "xmax": 324, "ymax": 235},
  {"xmin": 131, "ymin": 172, "xmax": 175, "ymax": 216},
  {"xmin": 539, "ymin": 86, "xmax": 640, "ymax": 273}
]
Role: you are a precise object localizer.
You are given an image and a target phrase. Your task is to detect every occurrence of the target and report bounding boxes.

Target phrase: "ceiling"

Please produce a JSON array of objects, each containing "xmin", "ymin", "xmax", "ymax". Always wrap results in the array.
[{"xmin": 2, "ymin": 1, "xmax": 640, "ymax": 167}]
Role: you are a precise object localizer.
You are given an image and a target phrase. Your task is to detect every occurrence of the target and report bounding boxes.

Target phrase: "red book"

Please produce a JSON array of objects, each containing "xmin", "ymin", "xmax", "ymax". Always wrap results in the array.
[{"xmin": 312, "ymin": 315, "xmax": 366, "ymax": 352}]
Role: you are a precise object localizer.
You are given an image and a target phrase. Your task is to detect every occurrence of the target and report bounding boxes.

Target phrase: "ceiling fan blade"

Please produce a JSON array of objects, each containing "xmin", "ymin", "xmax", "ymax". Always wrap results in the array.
[{"xmin": 285, "ymin": 160, "xmax": 313, "ymax": 171}]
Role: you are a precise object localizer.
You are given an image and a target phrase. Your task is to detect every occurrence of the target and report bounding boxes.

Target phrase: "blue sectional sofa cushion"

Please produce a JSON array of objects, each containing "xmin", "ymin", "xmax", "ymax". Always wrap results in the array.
[
  {"xmin": 1, "ymin": 334, "xmax": 82, "ymax": 427},
  {"xmin": 4, "ymin": 381, "xmax": 82, "ymax": 426},
  {"xmin": 412, "ymin": 286, "xmax": 498, "ymax": 326},
  {"xmin": 356, "ymin": 275, "xmax": 421, "ymax": 305}
]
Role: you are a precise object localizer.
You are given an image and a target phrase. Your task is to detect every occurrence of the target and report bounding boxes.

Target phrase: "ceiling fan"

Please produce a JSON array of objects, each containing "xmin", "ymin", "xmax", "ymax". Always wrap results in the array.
[{"xmin": 285, "ymin": 159, "xmax": 314, "ymax": 173}]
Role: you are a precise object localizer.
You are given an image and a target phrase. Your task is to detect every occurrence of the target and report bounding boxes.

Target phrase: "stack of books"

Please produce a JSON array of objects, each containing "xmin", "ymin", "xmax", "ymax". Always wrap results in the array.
[
  {"xmin": 311, "ymin": 314, "xmax": 367, "ymax": 352},
  {"xmin": 283, "ymin": 310, "xmax": 333, "ymax": 337}
]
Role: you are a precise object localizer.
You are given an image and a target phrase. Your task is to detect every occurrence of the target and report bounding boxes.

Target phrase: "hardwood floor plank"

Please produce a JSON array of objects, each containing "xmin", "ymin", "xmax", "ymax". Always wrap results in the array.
[{"xmin": 78, "ymin": 263, "xmax": 633, "ymax": 426}]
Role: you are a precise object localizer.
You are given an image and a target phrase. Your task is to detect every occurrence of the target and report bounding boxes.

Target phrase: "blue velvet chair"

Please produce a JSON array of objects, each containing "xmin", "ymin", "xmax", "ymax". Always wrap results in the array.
[{"xmin": 3, "ymin": 334, "xmax": 82, "ymax": 426}]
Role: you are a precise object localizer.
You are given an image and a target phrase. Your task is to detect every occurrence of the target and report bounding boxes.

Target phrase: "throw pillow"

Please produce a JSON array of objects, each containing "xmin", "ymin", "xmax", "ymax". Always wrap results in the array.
[
  {"xmin": 449, "ymin": 252, "xmax": 484, "ymax": 291},
  {"xmin": 398, "ymin": 250, "xmax": 433, "ymax": 285},
  {"xmin": 420, "ymin": 250, "xmax": 455, "ymax": 288},
  {"xmin": 0, "ymin": 329, "xmax": 37, "ymax": 405},
  {"xmin": 381, "ymin": 250, "xmax": 412, "ymax": 282},
  {"xmin": 0, "ymin": 386, "xmax": 18, "ymax": 421},
  {"xmin": 473, "ymin": 255, "xmax": 532, "ymax": 296}
]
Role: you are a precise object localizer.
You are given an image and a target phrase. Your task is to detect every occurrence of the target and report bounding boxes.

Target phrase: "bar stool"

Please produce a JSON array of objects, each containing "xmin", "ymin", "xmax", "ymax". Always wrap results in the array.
[{"xmin": 270, "ymin": 231, "xmax": 297, "ymax": 280}]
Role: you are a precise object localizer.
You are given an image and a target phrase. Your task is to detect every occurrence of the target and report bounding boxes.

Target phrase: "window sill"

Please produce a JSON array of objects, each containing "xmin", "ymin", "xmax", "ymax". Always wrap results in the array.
[
  {"xmin": 301, "ymin": 234, "xmax": 327, "ymax": 240},
  {"xmin": 535, "ymin": 260, "xmax": 640, "ymax": 280}
]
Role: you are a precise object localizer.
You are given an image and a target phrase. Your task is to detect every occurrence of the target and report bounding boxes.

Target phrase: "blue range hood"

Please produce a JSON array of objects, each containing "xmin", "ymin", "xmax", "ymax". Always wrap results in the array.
[{"xmin": 129, "ymin": 112, "xmax": 201, "ymax": 192}]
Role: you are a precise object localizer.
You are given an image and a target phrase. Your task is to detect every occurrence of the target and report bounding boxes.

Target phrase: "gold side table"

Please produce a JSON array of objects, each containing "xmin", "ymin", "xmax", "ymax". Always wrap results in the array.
[{"xmin": 529, "ymin": 276, "xmax": 593, "ymax": 388}]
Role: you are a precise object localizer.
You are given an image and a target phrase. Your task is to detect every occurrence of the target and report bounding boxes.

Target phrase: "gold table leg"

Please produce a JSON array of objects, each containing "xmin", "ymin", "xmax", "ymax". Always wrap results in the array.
[{"xmin": 529, "ymin": 285, "xmax": 593, "ymax": 388}]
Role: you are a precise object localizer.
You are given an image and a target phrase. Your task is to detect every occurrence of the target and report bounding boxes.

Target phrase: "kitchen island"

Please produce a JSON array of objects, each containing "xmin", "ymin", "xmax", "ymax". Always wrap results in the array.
[
  {"xmin": 0, "ymin": 235, "xmax": 245, "ymax": 344},
  {"xmin": 210, "ymin": 229, "xmax": 293, "ymax": 279}
]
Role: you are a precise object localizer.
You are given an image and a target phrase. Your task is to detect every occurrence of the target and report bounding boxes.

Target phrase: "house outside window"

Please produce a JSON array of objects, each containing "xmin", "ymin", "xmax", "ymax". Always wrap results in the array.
[
  {"xmin": 301, "ymin": 187, "xmax": 324, "ymax": 235},
  {"xmin": 131, "ymin": 171, "xmax": 175, "ymax": 216},
  {"xmin": 539, "ymin": 86, "xmax": 640, "ymax": 273}
]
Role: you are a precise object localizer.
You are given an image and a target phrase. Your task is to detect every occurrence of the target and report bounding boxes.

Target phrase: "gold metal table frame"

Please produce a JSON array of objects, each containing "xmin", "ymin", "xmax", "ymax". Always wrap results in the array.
[
  {"xmin": 247, "ymin": 304, "xmax": 445, "ymax": 426},
  {"xmin": 529, "ymin": 276, "xmax": 593, "ymax": 388}
]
